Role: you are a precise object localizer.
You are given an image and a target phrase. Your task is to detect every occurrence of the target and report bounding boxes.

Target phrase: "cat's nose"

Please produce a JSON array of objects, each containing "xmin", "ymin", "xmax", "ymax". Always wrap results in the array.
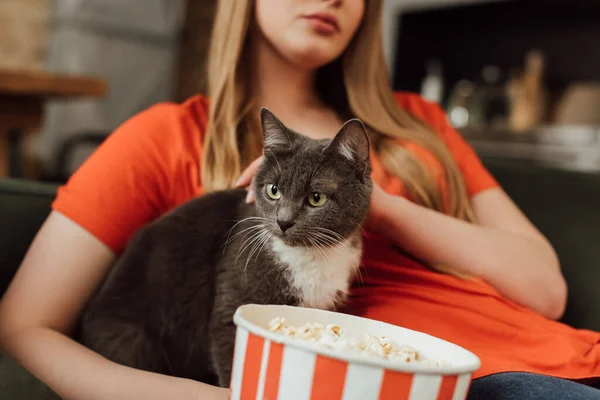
[{"xmin": 277, "ymin": 219, "xmax": 295, "ymax": 232}]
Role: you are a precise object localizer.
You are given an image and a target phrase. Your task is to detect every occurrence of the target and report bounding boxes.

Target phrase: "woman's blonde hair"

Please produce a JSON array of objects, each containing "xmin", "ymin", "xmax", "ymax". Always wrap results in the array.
[{"xmin": 203, "ymin": 0, "xmax": 475, "ymax": 226}]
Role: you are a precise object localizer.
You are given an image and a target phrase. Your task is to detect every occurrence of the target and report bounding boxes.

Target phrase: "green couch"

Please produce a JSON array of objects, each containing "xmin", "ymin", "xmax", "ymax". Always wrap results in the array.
[{"xmin": 0, "ymin": 162, "xmax": 599, "ymax": 398}]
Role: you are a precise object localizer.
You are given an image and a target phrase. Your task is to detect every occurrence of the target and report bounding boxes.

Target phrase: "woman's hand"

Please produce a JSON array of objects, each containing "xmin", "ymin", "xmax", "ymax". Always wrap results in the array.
[
  {"xmin": 363, "ymin": 182, "xmax": 394, "ymax": 235},
  {"xmin": 235, "ymin": 156, "xmax": 263, "ymax": 203},
  {"xmin": 197, "ymin": 386, "xmax": 230, "ymax": 400}
]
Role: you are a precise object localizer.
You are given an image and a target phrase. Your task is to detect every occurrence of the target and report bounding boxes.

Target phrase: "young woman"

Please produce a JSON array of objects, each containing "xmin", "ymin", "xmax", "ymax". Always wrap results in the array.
[{"xmin": 1, "ymin": 0, "xmax": 599, "ymax": 399}]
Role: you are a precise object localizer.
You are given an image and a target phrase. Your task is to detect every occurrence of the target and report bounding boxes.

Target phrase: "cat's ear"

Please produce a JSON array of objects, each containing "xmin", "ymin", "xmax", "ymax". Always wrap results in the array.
[
  {"xmin": 260, "ymin": 108, "xmax": 295, "ymax": 151},
  {"xmin": 327, "ymin": 119, "xmax": 370, "ymax": 164}
]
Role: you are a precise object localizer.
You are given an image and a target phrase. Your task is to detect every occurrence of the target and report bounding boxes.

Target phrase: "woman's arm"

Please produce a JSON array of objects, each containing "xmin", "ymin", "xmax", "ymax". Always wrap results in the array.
[
  {"xmin": 0, "ymin": 212, "xmax": 227, "ymax": 400},
  {"xmin": 370, "ymin": 184, "xmax": 566, "ymax": 320}
]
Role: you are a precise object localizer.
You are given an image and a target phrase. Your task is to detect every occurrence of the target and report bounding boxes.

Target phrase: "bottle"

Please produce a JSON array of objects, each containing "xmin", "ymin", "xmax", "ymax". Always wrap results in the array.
[{"xmin": 421, "ymin": 59, "xmax": 444, "ymax": 104}]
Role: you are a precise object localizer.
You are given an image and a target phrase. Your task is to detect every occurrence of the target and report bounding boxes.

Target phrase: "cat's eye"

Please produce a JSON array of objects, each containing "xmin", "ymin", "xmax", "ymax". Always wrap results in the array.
[
  {"xmin": 266, "ymin": 184, "xmax": 281, "ymax": 200},
  {"xmin": 308, "ymin": 192, "xmax": 327, "ymax": 207}
]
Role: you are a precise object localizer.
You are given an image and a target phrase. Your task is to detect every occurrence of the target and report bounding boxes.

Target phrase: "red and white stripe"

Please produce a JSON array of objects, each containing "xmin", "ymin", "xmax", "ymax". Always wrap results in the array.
[{"xmin": 230, "ymin": 328, "xmax": 472, "ymax": 400}]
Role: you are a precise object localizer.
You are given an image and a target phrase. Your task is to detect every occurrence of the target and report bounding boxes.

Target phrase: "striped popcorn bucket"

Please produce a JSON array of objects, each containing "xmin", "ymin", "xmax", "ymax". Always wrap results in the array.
[{"xmin": 230, "ymin": 304, "xmax": 480, "ymax": 400}]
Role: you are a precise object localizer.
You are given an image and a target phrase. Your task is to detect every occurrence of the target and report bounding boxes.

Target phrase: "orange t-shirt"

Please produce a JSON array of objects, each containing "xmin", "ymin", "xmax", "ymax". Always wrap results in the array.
[{"xmin": 52, "ymin": 93, "xmax": 600, "ymax": 381}]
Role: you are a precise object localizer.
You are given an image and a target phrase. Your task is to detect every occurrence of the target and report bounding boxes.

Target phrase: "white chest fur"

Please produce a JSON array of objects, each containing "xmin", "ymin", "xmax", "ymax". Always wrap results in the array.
[{"xmin": 270, "ymin": 236, "xmax": 362, "ymax": 310}]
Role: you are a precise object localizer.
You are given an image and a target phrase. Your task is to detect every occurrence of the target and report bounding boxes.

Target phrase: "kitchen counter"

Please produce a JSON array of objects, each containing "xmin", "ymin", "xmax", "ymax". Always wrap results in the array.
[{"xmin": 461, "ymin": 126, "xmax": 600, "ymax": 173}]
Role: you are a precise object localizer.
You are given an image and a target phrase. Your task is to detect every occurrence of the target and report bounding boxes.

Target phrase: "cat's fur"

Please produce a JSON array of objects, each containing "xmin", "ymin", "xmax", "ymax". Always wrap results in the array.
[{"xmin": 79, "ymin": 109, "xmax": 372, "ymax": 387}]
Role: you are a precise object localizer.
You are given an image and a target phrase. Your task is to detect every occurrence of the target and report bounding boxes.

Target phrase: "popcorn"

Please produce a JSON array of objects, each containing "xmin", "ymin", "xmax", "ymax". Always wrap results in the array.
[
  {"xmin": 295, "ymin": 323, "xmax": 323, "ymax": 340},
  {"xmin": 282, "ymin": 326, "xmax": 296, "ymax": 336},
  {"xmin": 269, "ymin": 317, "xmax": 285, "ymax": 332},
  {"xmin": 379, "ymin": 336, "xmax": 393, "ymax": 355},
  {"xmin": 268, "ymin": 318, "xmax": 446, "ymax": 366},
  {"xmin": 326, "ymin": 324, "xmax": 342, "ymax": 337}
]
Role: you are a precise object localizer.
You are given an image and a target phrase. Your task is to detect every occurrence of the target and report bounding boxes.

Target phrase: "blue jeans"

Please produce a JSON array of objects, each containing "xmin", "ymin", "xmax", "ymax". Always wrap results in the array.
[{"xmin": 467, "ymin": 372, "xmax": 600, "ymax": 400}]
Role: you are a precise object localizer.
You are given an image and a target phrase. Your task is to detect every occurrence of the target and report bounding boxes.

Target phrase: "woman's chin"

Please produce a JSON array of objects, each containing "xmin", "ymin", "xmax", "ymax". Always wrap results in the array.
[{"xmin": 284, "ymin": 44, "xmax": 342, "ymax": 70}]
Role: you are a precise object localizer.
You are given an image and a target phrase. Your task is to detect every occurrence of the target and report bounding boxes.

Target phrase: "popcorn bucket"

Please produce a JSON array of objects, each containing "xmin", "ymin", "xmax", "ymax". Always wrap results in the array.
[{"xmin": 231, "ymin": 304, "xmax": 481, "ymax": 400}]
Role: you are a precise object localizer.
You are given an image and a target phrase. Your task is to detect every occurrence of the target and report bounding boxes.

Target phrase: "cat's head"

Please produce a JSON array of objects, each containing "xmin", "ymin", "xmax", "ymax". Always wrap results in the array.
[{"xmin": 253, "ymin": 108, "xmax": 372, "ymax": 247}]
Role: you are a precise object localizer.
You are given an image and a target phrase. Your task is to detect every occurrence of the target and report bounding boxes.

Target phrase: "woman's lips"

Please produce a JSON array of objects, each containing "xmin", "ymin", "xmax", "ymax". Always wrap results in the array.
[{"xmin": 304, "ymin": 13, "xmax": 339, "ymax": 35}]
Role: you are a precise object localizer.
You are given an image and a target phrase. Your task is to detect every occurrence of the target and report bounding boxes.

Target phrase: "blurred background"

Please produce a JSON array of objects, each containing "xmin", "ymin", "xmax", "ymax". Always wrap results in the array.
[
  {"xmin": 2, "ymin": 0, "xmax": 600, "ymax": 182},
  {"xmin": 2, "ymin": 0, "xmax": 600, "ymax": 181},
  {"xmin": 1, "ymin": 1, "xmax": 600, "ymax": 397},
  {"xmin": 0, "ymin": 0, "xmax": 194, "ymax": 181},
  {"xmin": 390, "ymin": 0, "xmax": 600, "ymax": 172}
]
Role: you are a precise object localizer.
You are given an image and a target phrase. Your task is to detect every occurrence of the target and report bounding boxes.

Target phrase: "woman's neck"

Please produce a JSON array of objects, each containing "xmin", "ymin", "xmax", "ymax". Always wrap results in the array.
[{"xmin": 250, "ymin": 35, "xmax": 324, "ymax": 116}]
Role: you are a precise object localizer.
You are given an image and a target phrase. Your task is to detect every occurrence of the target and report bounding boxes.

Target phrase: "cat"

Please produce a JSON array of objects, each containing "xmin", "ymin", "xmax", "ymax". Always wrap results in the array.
[{"xmin": 79, "ymin": 108, "xmax": 373, "ymax": 387}]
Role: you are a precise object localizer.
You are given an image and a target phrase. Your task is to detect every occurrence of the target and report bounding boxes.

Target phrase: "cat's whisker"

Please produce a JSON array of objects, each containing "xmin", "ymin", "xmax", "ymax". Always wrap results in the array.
[
  {"xmin": 314, "ymin": 234, "xmax": 344, "ymax": 248},
  {"xmin": 228, "ymin": 216, "xmax": 270, "ymax": 230},
  {"xmin": 311, "ymin": 232, "xmax": 343, "ymax": 261},
  {"xmin": 261, "ymin": 156, "xmax": 278, "ymax": 175},
  {"xmin": 311, "ymin": 230, "xmax": 345, "ymax": 248},
  {"xmin": 356, "ymin": 223, "xmax": 368, "ymax": 237},
  {"xmin": 239, "ymin": 226, "xmax": 268, "ymax": 248},
  {"xmin": 240, "ymin": 231, "xmax": 269, "ymax": 283},
  {"xmin": 309, "ymin": 228, "xmax": 338, "ymax": 242},
  {"xmin": 319, "ymin": 228, "xmax": 347, "ymax": 242},
  {"xmin": 253, "ymin": 232, "xmax": 273, "ymax": 264},
  {"xmin": 312, "ymin": 232, "xmax": 358, "ymax": 269},
  {"xmin": 310, "ymin": 159, "xmax": 331, "ymax": 181},
  {"xmin": 247, "ymin": 230, "xmax": 269, "ymax": 262},
  {"xmin": 237, "ymin": 230, "xmax": 266, "ymax": 263},
  {"xmin": 236, "ymin": 229, "xmax": 269, "ymax": 264},
  {"xmin": 310, "ymin": 146, "xmax": 332, "ymax": 180},
  {"xmin": 224, "ymin": 224, "xmax": 264, "ymax": 246},
  {"xmin": 313, "ymin": 233, "xmax": 358, "ymax": 265},
  {"xmin": 307, "ymin": 236, "xmax": 321, "ymax": 257},
  {"xmin": 355, "ymin": 223, "xmax": 371, "ymax": 246},
  {"xmin": 264, "ymin": 150, "xmax": 282, "ymax": 174},
  {"xmin": 313, "ymin": 234, "xmax": 339, "ymax": 248},
  {"xmin": 355, "ymin": 264, "xmax": 365, "ymax": 285},
  {"xmin": 244, "ymin": 229, "xmax": 271, "ymax": 278},
  {"xmin": 307, "ymin": 236, "xmax": 329, "ymax": 266},
  {"xmin": 312, "ymin": 226, "xmax": 347, "ymax": 243},
  {"xmin": 265, "ymin": 150, "xmax": 282, "ymax": 174},
  {"xmin": 223, "ymin": 224, "xmax": 265, "ymax": 255},
  {"xmin": 309, "ymin": 232, "xmax": 364, "ymax": 284},
  {"xmin": 224, "ymin": 217, "xmax": 270, "ymax": 244}
]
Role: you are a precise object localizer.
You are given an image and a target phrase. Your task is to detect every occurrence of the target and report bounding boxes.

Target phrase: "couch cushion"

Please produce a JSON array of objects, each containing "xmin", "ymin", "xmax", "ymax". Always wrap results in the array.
[
  {"xmin": 0, "ymin": 355, "xmax": 60, "ymax": 400},
  {"xmin": 0, "ymin": 178, "xmax": 57, "ymax": 296}
]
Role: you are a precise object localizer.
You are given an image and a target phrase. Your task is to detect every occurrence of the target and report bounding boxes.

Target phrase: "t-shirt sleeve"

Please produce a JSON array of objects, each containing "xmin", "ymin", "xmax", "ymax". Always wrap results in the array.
[
  {"xmin": 394, "ymin": 93, "xmax": 499, "ymax": 197},
  {"xmin": 51, "ymin": 103, "xmax": 183, "ymax": 254}
]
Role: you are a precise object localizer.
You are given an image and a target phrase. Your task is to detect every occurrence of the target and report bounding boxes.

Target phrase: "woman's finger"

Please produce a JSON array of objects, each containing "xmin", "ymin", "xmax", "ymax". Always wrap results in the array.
[
  {"xmin": 235, "ymin": 156, "xmax": 263, "ymax": 188},
  {"xmin": 245, "ymin": 187, "xmax": 256, "ymax": 204}
]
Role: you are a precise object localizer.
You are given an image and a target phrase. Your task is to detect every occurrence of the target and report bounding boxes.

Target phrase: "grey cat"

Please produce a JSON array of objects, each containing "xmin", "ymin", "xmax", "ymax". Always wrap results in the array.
[{"xmin": 79, "ymin": 108, "xmax": 373, "ymax": 387}]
